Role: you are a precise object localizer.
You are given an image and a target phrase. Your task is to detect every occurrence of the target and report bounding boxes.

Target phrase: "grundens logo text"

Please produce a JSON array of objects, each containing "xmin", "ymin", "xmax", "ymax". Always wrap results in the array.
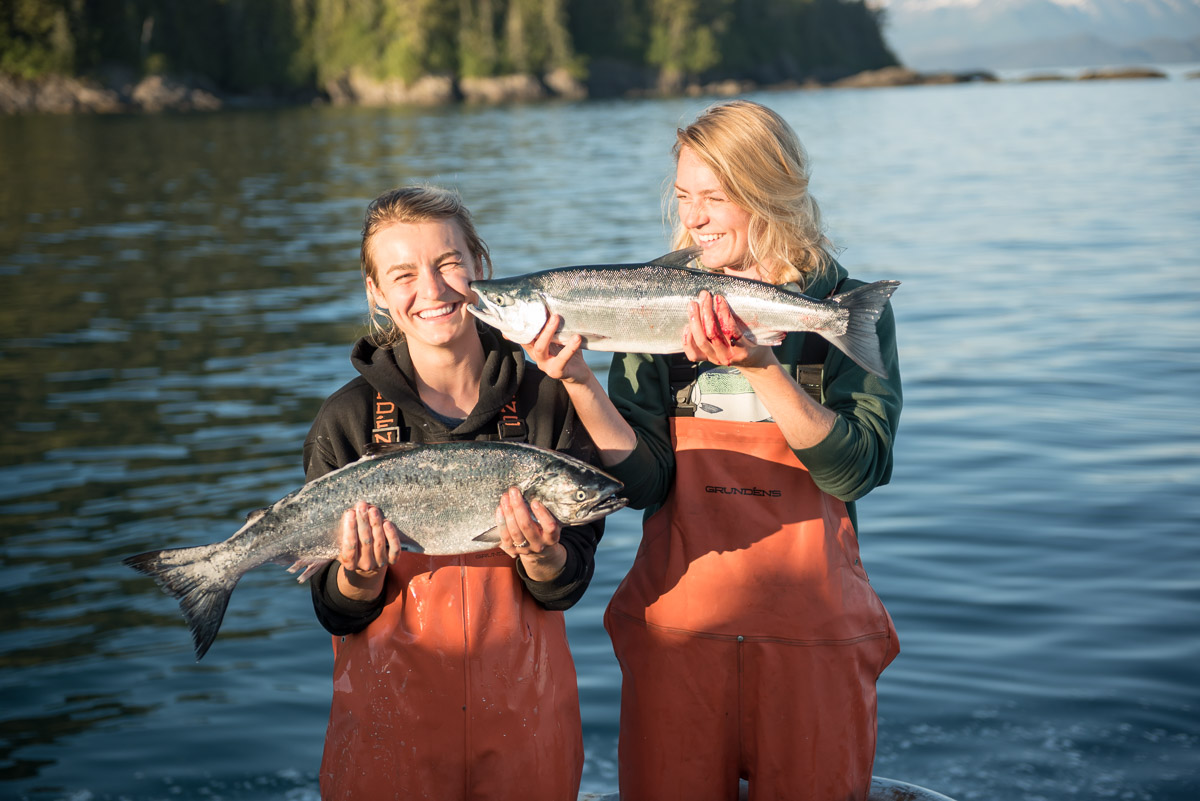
[{"xmin": 704, "ymin": 485, "xmax": 782, "ymax": 498}]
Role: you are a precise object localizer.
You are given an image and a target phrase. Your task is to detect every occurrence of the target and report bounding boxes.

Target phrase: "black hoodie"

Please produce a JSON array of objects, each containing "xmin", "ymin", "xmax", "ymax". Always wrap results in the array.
[{"xmin": 303, "ymin": 324, "xmax": 606, "ymax": 634}]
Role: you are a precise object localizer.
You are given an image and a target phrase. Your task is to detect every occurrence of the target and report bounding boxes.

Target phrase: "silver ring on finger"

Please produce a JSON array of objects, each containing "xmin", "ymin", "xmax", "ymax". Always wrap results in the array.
[{"xmin": 514, "ymin": 540, "xmax": 530, "ymax": 548}]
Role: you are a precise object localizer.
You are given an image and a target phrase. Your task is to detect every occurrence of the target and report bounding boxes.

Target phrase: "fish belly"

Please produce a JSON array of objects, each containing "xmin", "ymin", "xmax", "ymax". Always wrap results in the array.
[
  {"xmin": 294, "ymin": 452, "xmax": 530, "ymax": 555},
  {"xmin": 552, "ymin": 290, "xmax": 833, "ymax": 354}
]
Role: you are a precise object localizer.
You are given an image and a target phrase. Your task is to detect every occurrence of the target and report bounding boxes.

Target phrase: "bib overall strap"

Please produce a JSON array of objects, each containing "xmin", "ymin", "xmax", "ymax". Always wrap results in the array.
[
  {"xmin": 796, "ymin": 333, "xmax": 828, "ymax": 405},
  {"xmin": 496, "ymin": 395, "xmax": 528, "ymax": 441},
  {"xmin": 372, "ymin": 392, "xmax": 408, "ymax": 443},
  {"xmin": 667, "ymin": 353, "xmax": 698, "ymax": 418},
  {"xmin": 795, "ymin": 276, "xmax": 847, "ymax": 405}
]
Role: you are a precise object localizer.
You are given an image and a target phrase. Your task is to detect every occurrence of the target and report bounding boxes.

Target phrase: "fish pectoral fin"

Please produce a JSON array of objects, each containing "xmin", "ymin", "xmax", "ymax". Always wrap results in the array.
[
  {"xmin": 575, "ymin": 331, "xmax": 610, "ymax": 345},
  {"xmin": 472, "ymin": 526, "xmax": 502, "ymax": 544},
  {"xmin": 649, "ymin": 246, "xmax": 703, "ymax": 269},
  {"xmin": 283, "ymin": 557, "xmax": 334, "ymax": 584},
  {"xmin": 746, "ymin": 329, "xmax": 784, "ymax": 347}
]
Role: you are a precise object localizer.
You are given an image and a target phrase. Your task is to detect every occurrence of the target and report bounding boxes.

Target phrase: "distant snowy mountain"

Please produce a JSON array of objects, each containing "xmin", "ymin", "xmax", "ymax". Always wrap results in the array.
[{"xmin": 869, "ymin": 0, "xmax": 1200, "ymax": 69}]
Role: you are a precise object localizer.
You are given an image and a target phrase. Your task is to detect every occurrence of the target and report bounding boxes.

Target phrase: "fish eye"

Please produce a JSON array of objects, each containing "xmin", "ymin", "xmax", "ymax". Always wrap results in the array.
[
  {"xmin": 574, "ymin": 490, "xmax": 587, "ymax": 502},
  {"xmin": 488, "ymin": 293, "xmax": 509, "ymax": 307}
]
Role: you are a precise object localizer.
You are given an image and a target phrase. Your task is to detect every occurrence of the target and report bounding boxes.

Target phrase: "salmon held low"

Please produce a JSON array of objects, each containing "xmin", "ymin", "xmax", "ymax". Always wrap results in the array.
[{"xmin": 123, "ymin": 440, "xmax": 626, "ymax": 660}]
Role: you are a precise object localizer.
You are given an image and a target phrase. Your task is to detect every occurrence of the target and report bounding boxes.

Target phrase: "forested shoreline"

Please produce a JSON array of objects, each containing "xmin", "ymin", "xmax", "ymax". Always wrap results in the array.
[{"xmin": 2, "ymin": 0, "xmax": 905, "ymax": 112}]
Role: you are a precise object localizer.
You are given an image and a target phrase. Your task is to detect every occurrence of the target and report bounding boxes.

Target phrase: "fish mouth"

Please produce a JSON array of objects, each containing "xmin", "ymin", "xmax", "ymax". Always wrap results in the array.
[
  {"xmin": 581, "ymin": 494, "xmax": 628, "ymax": 521},
  {"xmin": 466, "ymin": 286, "xmax": 498, "ymax": 322}
]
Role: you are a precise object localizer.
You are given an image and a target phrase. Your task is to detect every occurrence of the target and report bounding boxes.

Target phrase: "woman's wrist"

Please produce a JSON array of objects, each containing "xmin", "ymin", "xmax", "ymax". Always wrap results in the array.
[
  {"xmin": 338, "ymin": 564, "xmax": 387, "ymax": 601},
  {"xmin": 518, "ymin": 542, "xmax": 567, "ymax": 581}
]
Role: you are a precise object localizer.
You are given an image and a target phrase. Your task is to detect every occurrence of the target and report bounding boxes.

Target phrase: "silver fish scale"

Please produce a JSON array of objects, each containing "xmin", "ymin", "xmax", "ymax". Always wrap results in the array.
[
  {"xmin": 526, "ymin": 264, "xmax": 847, "ymax": 352},
  {"xmin": 248, "ymin": 441, "xmax": 610, "ymax": 562},
  {"xmin": 124, "ymin": 440, "xmax": 625, "ymax": 660}
]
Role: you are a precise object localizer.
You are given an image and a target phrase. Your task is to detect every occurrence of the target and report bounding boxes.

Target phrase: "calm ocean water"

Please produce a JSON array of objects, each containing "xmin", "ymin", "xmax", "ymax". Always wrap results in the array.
[{"xmin": 2, "ymin": 70, "xmax": 1198, "ymax": 800}]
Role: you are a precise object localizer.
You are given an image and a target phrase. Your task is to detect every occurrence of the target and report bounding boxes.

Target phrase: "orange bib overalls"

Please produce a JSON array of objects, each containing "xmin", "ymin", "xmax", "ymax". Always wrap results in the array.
[
  {"xmin": 320, "ymin": 549, "xmax": 583, "ymax": 801},
  {"xmin": 605, "ymin": 417, "xmax": 899, "ymax": 801}
]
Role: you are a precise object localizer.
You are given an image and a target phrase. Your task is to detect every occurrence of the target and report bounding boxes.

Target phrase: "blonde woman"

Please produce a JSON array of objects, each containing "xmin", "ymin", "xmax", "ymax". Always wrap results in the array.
[
  {"xmin": 524, "ymin": 100, "xmax": 902, "ymax": 799},
  {"xmin": 604, "ymin": 99, "xmax": 902, "ymax": 800}
]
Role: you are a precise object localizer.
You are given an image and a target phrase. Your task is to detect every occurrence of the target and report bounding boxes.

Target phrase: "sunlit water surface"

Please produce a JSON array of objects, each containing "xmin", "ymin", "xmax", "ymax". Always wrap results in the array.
[{"xmin": 2, "ymin": 72, "xmax": 1198, "ymax": 800}]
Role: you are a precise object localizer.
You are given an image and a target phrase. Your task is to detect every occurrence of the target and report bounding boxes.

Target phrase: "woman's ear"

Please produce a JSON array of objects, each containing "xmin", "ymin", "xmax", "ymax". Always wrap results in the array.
[{"xmin": 366, "ymin": 279, "xmax": 386, "ymax": 312}]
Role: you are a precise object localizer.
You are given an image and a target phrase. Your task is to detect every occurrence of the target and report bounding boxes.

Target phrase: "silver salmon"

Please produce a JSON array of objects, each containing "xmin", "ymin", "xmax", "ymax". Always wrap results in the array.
[
  {"xmin": 468, "ymin": 247, "xmax": 899, "ymax": 378},
  {"xmin": 124, "ymin": 440, "xmax": 626, "ymax": 660}
]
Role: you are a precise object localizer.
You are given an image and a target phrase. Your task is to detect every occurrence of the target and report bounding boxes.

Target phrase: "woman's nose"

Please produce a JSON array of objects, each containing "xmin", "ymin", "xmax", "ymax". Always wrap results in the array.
[
  {"xmin": 681, "ymin": 200, "xmax": 705, "ymax": 229},
  {"xmin": 416, "ymin": 269, "xmax": 445, "ymax": 298}
]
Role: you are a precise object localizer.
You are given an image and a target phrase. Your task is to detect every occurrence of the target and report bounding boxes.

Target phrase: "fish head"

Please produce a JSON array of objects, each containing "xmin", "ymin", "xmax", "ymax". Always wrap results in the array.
[
  {"xmin": 467, "ymin": 278, "xmax": 550, "ymax": 344},
  {"xmin": 523, "ymin": 457, "xmax": 627, "ymax": 526}
]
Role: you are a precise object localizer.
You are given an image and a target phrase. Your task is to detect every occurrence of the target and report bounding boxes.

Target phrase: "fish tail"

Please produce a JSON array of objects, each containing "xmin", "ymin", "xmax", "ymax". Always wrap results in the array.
[
  {"xmin": 824, "ymin": 280, "xmax": 901, "ymax": 378},
  {"xmin": 124, "ymin": 544, "xmax": 238, "ymax": 661}
]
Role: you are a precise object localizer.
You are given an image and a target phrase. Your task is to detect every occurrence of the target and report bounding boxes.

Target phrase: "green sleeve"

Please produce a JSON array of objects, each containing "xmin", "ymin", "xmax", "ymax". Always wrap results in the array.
[
  {"xmin": 790, "ymin": 291, "xmax": 902, "ymax": 505},
  {"xmin": 601, "ymin": 276, "xmax": 902, "ymax": 529},
  {"xmin": 605, "ymin": 351, "xmax": 676, "ymax": 512}
]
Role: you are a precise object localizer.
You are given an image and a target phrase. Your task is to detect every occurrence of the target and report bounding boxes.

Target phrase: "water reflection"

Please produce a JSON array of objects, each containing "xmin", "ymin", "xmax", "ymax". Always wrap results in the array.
[{"xmin": 3, "ymin": 78, "xmax": 1200, "ymax": 799}]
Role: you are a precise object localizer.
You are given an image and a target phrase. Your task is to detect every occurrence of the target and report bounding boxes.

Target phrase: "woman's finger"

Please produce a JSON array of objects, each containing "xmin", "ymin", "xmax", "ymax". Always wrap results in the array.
[
  {"xmin": 366, "ymin": 505, "xmax": 388, "ymax": 568},
  {"xmin": 697, "ymin": 291, "xmax": 719, "ymax": 341},
  {"xmin": 354, "ymin": 503, "xmax": 375, "ymax": 570},
  {"xmin": 496, "ymin": 498, "xmax": 519, "ymax": 558},
  {"xmin": 549, "ymin": 334, "xmax": 582, "ymax": 371},
  {"xmin": 338, "ymin": 507, "xmax": 359, "ymax": 568},
  {"xmin": 382, "ymin": 520, "xmax": 403, "ymax": 565},
  {"xmin": 504, "ymin": 487, "xmax": 543, "ymax": 552},
  {"xmin": 527, "ymin": 313, "xmax": 561, "ymax": 358},
  {"xmin": 527, "ymin": 499, "xmax": 560, "ymax": 546},
  {"xmin": 688, "ymin": 298, "xmax": 730, "ymax": 364}
]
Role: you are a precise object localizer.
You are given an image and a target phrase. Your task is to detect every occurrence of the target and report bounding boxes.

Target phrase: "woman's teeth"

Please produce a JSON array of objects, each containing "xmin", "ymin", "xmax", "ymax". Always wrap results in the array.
[{"xmin": 417, "ymin": 305, "xmax": 456, "ymax": 320}]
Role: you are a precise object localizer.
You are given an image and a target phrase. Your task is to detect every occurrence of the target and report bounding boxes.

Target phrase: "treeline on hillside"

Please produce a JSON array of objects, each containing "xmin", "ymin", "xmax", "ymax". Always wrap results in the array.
[{"xmin": 1, "ymin": 0, "xmax": 897, "ymax": 97}]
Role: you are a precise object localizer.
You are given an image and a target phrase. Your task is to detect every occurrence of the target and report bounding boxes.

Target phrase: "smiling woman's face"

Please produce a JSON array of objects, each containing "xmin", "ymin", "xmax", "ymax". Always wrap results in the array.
[
  {"xmin": 674, "ymin": 145, "xmax": 758, "ymax": 277},
  {"xmin": 365, "ymin": 219, "xmax": 481, "ymax": 353}
]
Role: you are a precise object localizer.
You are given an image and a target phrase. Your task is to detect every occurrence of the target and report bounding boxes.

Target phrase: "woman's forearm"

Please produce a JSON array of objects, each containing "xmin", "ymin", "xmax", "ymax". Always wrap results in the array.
[
  {"xmin": 561, "ymin": 372, "xmax": 638, "ymax": 466},
  {"xmin": 738, "ymin": 358, "xmax": 837, "ymax": 450}
]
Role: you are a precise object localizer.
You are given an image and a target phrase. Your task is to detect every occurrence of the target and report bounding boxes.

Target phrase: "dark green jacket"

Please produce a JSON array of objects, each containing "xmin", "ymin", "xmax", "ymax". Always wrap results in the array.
[{"xmin": 604, "ymin": 260, "xmax": 902, "ymax": 534}]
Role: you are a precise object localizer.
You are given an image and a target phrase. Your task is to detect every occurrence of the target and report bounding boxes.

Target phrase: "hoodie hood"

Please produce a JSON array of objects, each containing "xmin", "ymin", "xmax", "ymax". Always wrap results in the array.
[{"xmin": 349, "ymin": 322, "xmax": 525, "ymax": 440}]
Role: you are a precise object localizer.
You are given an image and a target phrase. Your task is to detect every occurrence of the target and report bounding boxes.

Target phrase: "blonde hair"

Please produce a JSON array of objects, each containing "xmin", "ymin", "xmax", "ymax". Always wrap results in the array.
[
  {"xmin": 670, "ymin": 100, "xmax": 833, "ymax": 288},
  {"xmin": 360, "ymin": 185, "xmax": 493, "ymax": 346}
]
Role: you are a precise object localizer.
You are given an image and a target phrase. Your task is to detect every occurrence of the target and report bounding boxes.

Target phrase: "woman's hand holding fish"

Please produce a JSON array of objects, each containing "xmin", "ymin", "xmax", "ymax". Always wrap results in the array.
[
  {"xmin": 497, "ymin": 487, "xmax": 567, "ymax": 580},
  {"xmin": 684, "ymin": 291, "xmax": 774, "ymax": 369},
  {"xmin": 336, "ymin": 501, "xmax": 402, "ymax": 602},
  {"xmin": 522, "ymin": 313, "xmax": 592, "ymax": 385},
  {"xmin": 522, "ymin": 313, "xmax": 640, "ymax": 468},
  {"xmin": 687, "ymin": 291, "xmax": 838, "ymax": 449}
]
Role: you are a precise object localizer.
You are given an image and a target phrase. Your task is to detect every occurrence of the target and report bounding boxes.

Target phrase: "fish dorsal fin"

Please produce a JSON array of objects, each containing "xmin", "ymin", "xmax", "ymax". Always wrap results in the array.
[
  {"xmin": 648, "ymin": 246, "xmax": 703, "ymax": 269},
  {"xmin": 363, "ymin": 441, "xmax": 423, "ymax": 458}
]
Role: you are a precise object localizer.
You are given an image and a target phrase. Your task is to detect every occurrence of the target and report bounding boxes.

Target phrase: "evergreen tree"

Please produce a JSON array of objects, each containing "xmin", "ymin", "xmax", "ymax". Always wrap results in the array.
[{"xmin": 2, "ymin": 0, "xmax": 898, "ymax": 97}]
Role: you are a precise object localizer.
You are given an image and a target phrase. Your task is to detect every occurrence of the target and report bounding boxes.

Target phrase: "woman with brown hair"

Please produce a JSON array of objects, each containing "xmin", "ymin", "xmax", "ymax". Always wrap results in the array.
[{"xmin": 304, "ymin": 185, "xmax": 603, "ymax": 800}]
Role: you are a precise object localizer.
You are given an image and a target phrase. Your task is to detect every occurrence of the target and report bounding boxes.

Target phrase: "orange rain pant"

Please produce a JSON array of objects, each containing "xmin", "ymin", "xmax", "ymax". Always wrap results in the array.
[
  {"xmin": 605, "ymin": 417, "xmax": 899, "ymax": 801},
  {"xmin": 319, "ymin": 550, "xmax": 583, "ymax": 801}
]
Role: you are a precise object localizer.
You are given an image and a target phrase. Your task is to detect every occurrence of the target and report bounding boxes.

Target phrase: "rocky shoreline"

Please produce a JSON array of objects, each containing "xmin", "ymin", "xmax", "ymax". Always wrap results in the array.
[{"xmin": 0, "ymin": 65, "xmax": 1187, "ymax": 115}]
